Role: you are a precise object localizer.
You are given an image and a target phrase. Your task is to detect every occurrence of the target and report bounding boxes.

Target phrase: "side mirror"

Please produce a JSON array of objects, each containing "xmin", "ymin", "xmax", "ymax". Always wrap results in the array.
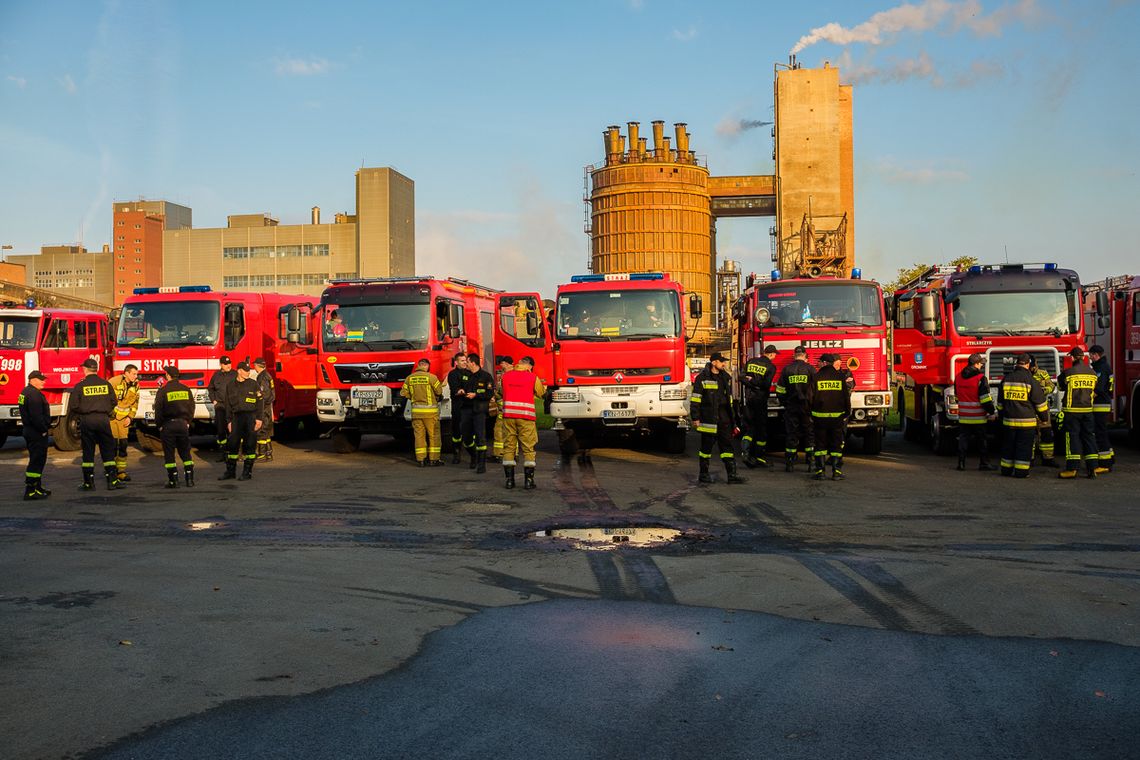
[
  {"xmin": 884, "ymin": 297, "xmax": 896, "ymax": 323},
  {"xmin": 918, "ymin": 293, "xmax": 938, "ymax": 335},
  {"xmin": 526, "ymin": 312, "xmax": 539, "ymax": 334},
  {"xmin": 1095, "ymin": 291, "xmax": 1109, "ymax": 317},
  {"xmin": 1098, "ymin": 316, "xmax": 1110, "ymax": 329},
  {"xmin": 689, "ymin": 294, "xmax": 703, "ymax": 321},
  {"xmin": 286, "ymin": 306, "xmax": 302, "ymax": 333},
  {"xmin": 287, "ymin": 331, "xmax": 301, "ymax": 343},
  {"xmin": 448, "ymin": 326, "xmax": 462, "ymax": 339}
]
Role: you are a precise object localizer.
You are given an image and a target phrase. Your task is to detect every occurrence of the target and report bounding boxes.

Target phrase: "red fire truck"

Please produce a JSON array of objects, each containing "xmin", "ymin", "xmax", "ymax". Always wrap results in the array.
[
  {"xmin": 0, "ymin": 300, "xmax": 112, "ymax": 451},
  {"xmin": 302, "ymin": 277, "xmax": 499, "ymax": 453},
  {"xmin": 494, "ymin": 272, "xmax": 699, "ymax": 455},
  {"xmin": 114, "ymin": 286, "xmax": 318, "ymax": 448},
  {"xmin": 729, "ymin": 270, "xmax": 892, "ymax": 454},
  {"xmin": 892, "ymin": 263, "xmax": 1097, "ymax": 454},
  {"xmin": 1084, "ymin": 274, "xmax": 1140, "ymax": 440}
]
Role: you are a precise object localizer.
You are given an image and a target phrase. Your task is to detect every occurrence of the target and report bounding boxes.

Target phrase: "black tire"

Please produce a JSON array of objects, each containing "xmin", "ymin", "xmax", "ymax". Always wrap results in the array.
[
  {"xmin": 900, "ymin": 395, "xmax": 922, "ymax": 442},
  {"xmin": 52, "ymin": 413, "xmax": 81, "ymax": 451},
  {"xmin": 666, "ymin": 425, "xmax": 687, "ymax": 454},
  {"xmin": 861, "ymin": 426, "xmax": 883, "ymax": 455},
  {"xmin": 929, "ymin": 411, "xmax": 955, "ymax": 456},
  {"xmin": 136, "ymin": 429, "xmax": 164, "ymax": 453},
  {"xmin": 331, "ymin": 429, "xmax": 361, "ymax": 454},
  {"xmin": 0, "ymin": 432, "xmax": 8, "ymax": 449}
]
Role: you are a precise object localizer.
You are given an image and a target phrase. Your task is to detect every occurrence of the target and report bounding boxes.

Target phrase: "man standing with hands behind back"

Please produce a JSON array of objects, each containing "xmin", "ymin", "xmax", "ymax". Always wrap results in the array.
[
  {"xmin": 207, "ymin": 356, "xmax": 236, "ymax": 458},
  {"xmin": 18, "ymin": 370, "xmax": 52, "ymax": 500}
]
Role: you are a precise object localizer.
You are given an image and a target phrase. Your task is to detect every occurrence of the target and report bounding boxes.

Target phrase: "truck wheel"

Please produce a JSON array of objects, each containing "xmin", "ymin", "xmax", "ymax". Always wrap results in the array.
[
  {"xmin": 1131, "ymin": 390, "xmax": 1140, "ymax": 447},
  {"xmin": 666, "ymin": 426, "xmax": 687, "ymax": 454},
  {"xmin": 52, "ymin": 414, "xmax": 81, "ymax": 451},
  {"xmin": 0, "ymin": 432, "xmax": 7, "ymax": 449},
  {"xmin": 929, "ymin": 412, "xmax": 955, "ymax": 456},
  {"xmin": 900, "ymin": 397, "xmax": 921, "ymax": 442},
  {"xmin": 862, "ymin": 427, "xmax": 883, "ymax": 455},
  {"xmin": 332, "ymin": 429, "xmax": 361, "ymax": 454},
  {"xmin": 135, "ymin": 429, "xmax": 164, "ymax": 453}
]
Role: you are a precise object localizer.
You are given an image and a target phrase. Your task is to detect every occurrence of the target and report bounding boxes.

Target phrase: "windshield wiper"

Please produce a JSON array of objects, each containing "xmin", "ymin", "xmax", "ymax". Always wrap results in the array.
[
  {"xmin": 618, "ymin": 333, "xmax": 668, "ymax": 341},
  {"xmin": 367, "ymin": 339, "xmax": 418, "ymax": 349},
  {"xmin": 581, "ymin": 335, "xmax": 612, "ymax": 342},
  {"xmin": 826, "ymin": 320, "xmax": 871, "ymax": 327}
]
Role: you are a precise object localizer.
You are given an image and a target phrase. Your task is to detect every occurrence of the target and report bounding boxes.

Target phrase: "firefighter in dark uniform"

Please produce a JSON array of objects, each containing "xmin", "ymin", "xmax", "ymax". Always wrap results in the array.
[
  {"xmin": 741, "ymin": 344, "xmax": 778, "ymax": 469},
  {"xmin": 1089, "ymin": 345, "xmax": 1115, "ymax": 472},
  {"xmin": 810, "ymin": 354, "xmax": 853, "ymax": 480},
  {"xmin": 462, "ymin": 353, "xmax": 494, "ymax": 474},
  {"xmin": 207, "ymin": 356, "xmax": 236, "ymax": 458},
  {"xmin": 253, "ymin": 357, "xmax": 275, "ymax": 461},
  {"xmin": 775, "ymin": 345, "xmax": 815, "ymax": 472},
  {"xmin": 18, "ymin": 370, "xmax": 52, "ymax": 500},
  {"xmin": 219, "ymin": 361, "xmax": 264, "ymax": 481},
  {"xmin": 691, "ymin": 352, "xmax": 746, "ymax": 485},
  {"xmin": 1057, "ymin": 347, "xmax": 1100, "ymax": 479},
  {"xmin": 70, "ymin": 358, "xmax": 122, "ymax": 491},
  {"xmin": 954, "ymin": 353, "xmax": 996, "ymax": 471},
  {"xmin": 153, "ymin": 365, "xmax": 197, "ymax": 488},
  {"xmin": 1029, "ymin": 356, "xmax": 1057, "ymax": 467},
  {"xmin": 996, "ymin": 353, "xmax": 1050, "ymax": 478},
  {"xmin": 446, "ymin": 353, "xmax": 470, "ymax": 464}
]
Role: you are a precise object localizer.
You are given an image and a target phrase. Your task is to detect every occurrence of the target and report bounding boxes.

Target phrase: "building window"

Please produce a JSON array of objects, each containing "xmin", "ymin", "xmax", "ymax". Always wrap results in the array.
[
  {"xmin": 277, "ymin": 245, "xmax": 301, "ymax": 258},
  {"xmin": 304, "ymin": 273, "xmax": 327, "ymax": 285},
  {"xmin": 223, "ymin": 247, "xmax": 250, "ymax": 259},
  {"xmin": 303, "ymin": 244, "xmax": 329, "ymax": 257},
  {"xmin": 134, "ymin": 224, "xmax": 141, "ymax": 229},
  {"xmin": 250, "ymin": 275, "xmax": 275, "ymax": 287},
  {"xmin": 251, "ymin": 246, "xmax": 274, "ymax": 258},
  {"xmin": 223, "ymin": 275, "xmax": 249, "ymax": 288},
  {"xmin": 276, "ymin": 274, "xmax": 302, "ymax": 287},
  {"xmin": 334, "ymin": 272, "xmax": 355, "ymax": 280},
  {"xmin": 117, "ymin": 220, "xmax": 124, "ymax": 226}
]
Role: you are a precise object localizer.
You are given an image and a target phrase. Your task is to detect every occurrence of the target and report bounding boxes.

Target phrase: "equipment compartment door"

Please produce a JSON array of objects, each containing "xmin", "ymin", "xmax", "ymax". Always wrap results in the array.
[{"xmin": 494, "ymin": 293, "xmax": 553, "ymax": 383}]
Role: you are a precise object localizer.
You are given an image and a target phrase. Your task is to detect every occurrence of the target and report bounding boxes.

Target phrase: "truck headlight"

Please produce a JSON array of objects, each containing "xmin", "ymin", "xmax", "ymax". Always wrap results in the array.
[
  {"xmin": 864, "ymin": 394, "xmax": 884, "ymax": 406},
  {"xmin": 659, "ymin": 387, "xmax": 688, "ymax": 400},
  {"xmin": 317, "ymin": 396, "xmax": 337, "ymax": 407},
  {"xmin": 551, "ymin": 389, "xmax": 580, "ymax": 403}
]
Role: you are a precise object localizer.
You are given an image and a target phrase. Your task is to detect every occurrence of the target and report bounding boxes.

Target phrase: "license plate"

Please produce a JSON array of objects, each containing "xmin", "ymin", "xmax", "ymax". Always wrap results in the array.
[
  {"xmin": 602, "ymin": 409, "xmax": 635, "ymax": 419},
  {"xmin": 194, "ymin": 391, "xmax": 210, "ymax": 403},
  {"xmin": 354, "ymin": 390, "xmax": 382, "ymax": 400},
  {"xmin": 9, "ymin": 408, "xmax": 20, "ymax": 418},
  {"xmin": 144, "ymin": 411, "xmax": 154, "ymax": 421}
]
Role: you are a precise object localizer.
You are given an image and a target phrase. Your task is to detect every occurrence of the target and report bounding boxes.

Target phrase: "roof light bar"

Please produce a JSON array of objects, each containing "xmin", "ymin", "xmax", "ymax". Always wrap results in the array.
[
  {"xmin": 569, "ymin": 272, "xmax": 665, "ymax": 283},
  {"xmin": 133, "ymin": 285, "xmax": 212, "ymax": 295}
]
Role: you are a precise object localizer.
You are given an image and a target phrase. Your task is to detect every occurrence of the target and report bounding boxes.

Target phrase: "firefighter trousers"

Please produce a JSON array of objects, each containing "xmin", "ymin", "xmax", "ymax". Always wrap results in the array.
[
  {"xmin": 813, "ymin": 418, "xmax": 846, "ymax": 463},
  {"xmin": 1093, "ymin": 411, "xmax": 1114, "ymax": 467},
  {"xmin": 1000, "ymin": 424, "xmax": 1035, "ymax": 477},
  {"xmin": 699, "ymin": 412, "xmax": 735, "ymax": 462},
  {"xmin": 957, "ymin": 422, "xmax": 989, "ymax": 460},
  {"xmin": 25, "ymin": 431, "xmax": 48, "ymax": 480},
  {"xmin": 492, "ymin": 414, "xmax": 504, "ymax": 458},
  {"xmin": 1063, "ymin": 412, "xmax": 1097, "ymax": 470},
  {"xmin": 227, "ymin": 411, "xmax": 258, "ymax": 462},
  {"xmin": 80, "ymin": 414, "xmax": 116, "ymax": 471},
  {"xmin": 214, "ymin": 404, "xmax": 230, "ymax": 447},
  {"xmin": 502, "ymin": 418, "xmax": 538, "ymax": 467},
  {"xmin": 783, "ymin": 407, "xmax": 813, "ymax": 457},
  {"xmin": 161, "ymin": 419, "xmax": 193, "ymax": 471},
  {"xmin": 412, "ymin": 414, "xmax": 442, "ymax": 462},
  {"xmin": 743, "ymin": 398, "xmax": 769, "ymax": 458},
  {"xmin": 460, "ymin": 408, "xmax": 488, "ymax": 452},
  {"xmin": 1034, "ymin": 421, "xmax": 1054, "ymax": 460}
]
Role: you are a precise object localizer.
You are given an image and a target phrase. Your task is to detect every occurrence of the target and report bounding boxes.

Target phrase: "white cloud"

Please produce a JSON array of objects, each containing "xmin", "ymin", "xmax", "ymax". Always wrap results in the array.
[
  {"xmin": 274, "ymin": 57, "xmax": 331, "ymax": 76},
  {"xmin": 874, "ymin": 157, "xmax": 970, "ymax": 184},
  {"xmin": 672, "ymin": 26, "xmax": 698, "ymax": 42},
  {"xmin": 6, "ymin": 75, "xmax": 27, "ymax": 89},
  {"xmin": 59, "ymin": 74, "xmax": 77, "ymax": 94}
]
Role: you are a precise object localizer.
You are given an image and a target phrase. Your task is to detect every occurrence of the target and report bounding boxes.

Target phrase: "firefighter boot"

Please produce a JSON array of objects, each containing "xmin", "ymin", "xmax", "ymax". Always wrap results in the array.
[
  {"xmin": 698, "ymin": 457, "xmax": 712, "ymax": 484},
  {"xmin": 979, "ymin": 458, "xmax": 994, "ymax": 471},
  {"xmin": 451, "ymin": 444, "xmax": 461, "ymax": 465},
  {"xmin": 218, "ymin": 459, "xmax": 237, "ymax": 480},
  {"xmin": 741, "ymin": 443, "xmax": 759, "ymax": 469},
  {"xmin": 468, "ymin": 446, "xmax": 477, "ymax": 470},
  {"xmin": 811, "ymin": 454, "xmax": 826, "ymax": 480},
  {"xmin": 504, "ymin": 466, "xmax": 515, "ymax": 489},
  {"xmin": 476, "ymin": 450, "xmax": 487, "ymax": 474},
  {"xmin": 523, "ymin": 467, "xmax": 536, "ymax": 490},
  {"xmin": 239, "ymin": 459, "xmax": 254, "ymax": 481},
  {"xmin": 185, "ymin": 466, "xmax": 195, "ymax": 488},
  {"xmin": 78, "ymin": 468, "xmax": 95, "ymax": 491},
  {"xmin": 265, "ymin": 441, "xmax": 274, "ymax": 462},
  {"xmin": 957, "ymin": 456, "xmax": 966, "ymax": 471},
  {"xmin": 105, "ymin": 465, "xmax": 124, "ymax": 490},
  {"xmin": 24, "ymin": 476, "xmax": 47, "ymax": 501},
  {"xmin": 832, "ymin": 456, "xmax": 846, "ymax": 481},
  {"xmin": 784, "ymin": 452, "xmax": 796, "ymax": 473},
  {"xmin": 256, "ymin": 442, "xmax": 268, "ymax": 461},
  {"xmin": 165, "ymin": 468, "xmax": 180, "ymax": 489},
  {"xmin": 724, "ymin": 458, "xmax": 746, "ymax": 484},
  {"xmin": 1086, "ymin": 462, "xmax": 1098, "ymax": 480},
  {"xmin": 28, "ymin": 476, "xmax": 50, "ymax": 499}
]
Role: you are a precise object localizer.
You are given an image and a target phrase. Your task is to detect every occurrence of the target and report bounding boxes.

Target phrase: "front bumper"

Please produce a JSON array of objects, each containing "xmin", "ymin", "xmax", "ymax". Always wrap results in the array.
[{"xmin": 550, "ymin": 383, "xmax": 690, "ymax": 428}]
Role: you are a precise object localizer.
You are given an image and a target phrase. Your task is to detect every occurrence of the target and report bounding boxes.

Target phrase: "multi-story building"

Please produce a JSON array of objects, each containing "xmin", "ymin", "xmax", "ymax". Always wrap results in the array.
[
  {"xmin": 162, "ymin": 167, "xmax": 414, "ymax": 296},
  {"xmin": 6, "ymin": 245, "xmax": 115, "ymax": 305},
  {"xmin": 110, "ymin": 200, "xmax": 192, "ymax": 306}
]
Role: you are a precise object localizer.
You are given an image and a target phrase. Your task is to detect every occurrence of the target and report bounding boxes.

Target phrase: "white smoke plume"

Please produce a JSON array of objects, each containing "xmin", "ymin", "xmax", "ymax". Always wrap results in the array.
[
  {"xmin": 790, "ymin": 0, "xmax": 1040, "ymax": 55},
  {"xmin": 715, "ymin": 118, "xmax": 774, "ymax": 138}
]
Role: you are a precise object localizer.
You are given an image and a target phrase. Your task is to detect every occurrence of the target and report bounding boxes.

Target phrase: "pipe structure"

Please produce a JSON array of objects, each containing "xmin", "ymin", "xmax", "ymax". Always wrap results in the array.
[
  {"xmin": 627, "ymin": 122, "xmax": 640, "ymax": 160},
  {"xmin": 674, "ymin": 123, "xmax": 689, "ymax": 156},
  {"xmin": 651, "ymin": 120, "xmax": 665, "ymax": 159}
]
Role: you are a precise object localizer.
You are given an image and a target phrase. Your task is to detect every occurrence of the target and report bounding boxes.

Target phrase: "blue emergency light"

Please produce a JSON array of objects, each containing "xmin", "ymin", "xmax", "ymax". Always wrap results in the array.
[
  {"xmin": 133, "ymin": 285, "xmax": 213, "ymax": 295},
  {"xmin": 770, "ymin": 269, "xmax": 781, "ymax": 281},
  {"xmin": 1043, "ymin": 263, "xmax": 1057, "ymax": 271},
  {"xmin": 569, "ymin": 272, "xmax": 665, "ymax": 283},
  {"xmin": 851, "ymin": 268, "xmax": 862, "ymax": 280},
  {"xmin": 25, "ymin": 297, "xmax": 35, "ymax": 308},
  {"xmin": 968, "ymin": 265, "xmax": 982, "ymax": 274}
]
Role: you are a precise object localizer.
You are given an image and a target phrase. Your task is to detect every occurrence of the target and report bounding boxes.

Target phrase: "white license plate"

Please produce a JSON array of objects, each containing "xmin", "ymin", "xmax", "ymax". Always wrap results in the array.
[
  {"xmin": 353, "ymin": 390, "xmax": 383, "ymax": 400},
  {"xmin": 602, "ymin": 409, "xmax": 635, "ymax": 419},
  {"xmin": 144, "ymin": 411, "xmax": 154, "ymax": 421}
]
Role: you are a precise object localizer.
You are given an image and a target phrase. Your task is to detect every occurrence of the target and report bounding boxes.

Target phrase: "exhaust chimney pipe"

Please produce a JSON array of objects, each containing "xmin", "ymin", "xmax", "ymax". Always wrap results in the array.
[
  {"xmin": 638, "ymin": 137, "xmax": 647, "ymax": 159},
  {"xmin": 604, "ymin": 125, "xmax": 622, "ymax": 165},
  {"xmin": 311, "ymin": 206, "xmax": 321, "ymax": 225},
  {"xmin": 674, "ymin": 123, "xmax": 689, "ymax": 156},
  {"xmin": 627, "ymin": 122, "xmax": 640, "ymax": 160},
  {"xmin": 651, "ymin": 120, "xmax": 665, "ymax": 159},
  {"xmin": 663, "ymin": 136, "xmax": 672, "ymax": 162}
]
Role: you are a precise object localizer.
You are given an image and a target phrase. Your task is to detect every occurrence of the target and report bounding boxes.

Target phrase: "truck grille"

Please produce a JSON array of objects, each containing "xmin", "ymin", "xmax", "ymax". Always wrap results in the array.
[
  {"xmin": 985, "ymin": 350, "xmax": 1058, "ymax": 381},
  {"xmin": 334, "ymin": 362, "xmax": 414, "ymax": 385}
]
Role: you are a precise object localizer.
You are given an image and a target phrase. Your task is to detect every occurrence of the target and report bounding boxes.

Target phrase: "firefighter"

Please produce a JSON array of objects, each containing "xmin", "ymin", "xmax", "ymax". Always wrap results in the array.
[
  {"xmin": 500, "ymin": 355, "xmax": 546, "ymax": 489},
  {"xmin": 399, "ymin": 358, "xmax": 444, "ymax": 467},
  {"xmin": 108, "ymin": 364, "xmax": 139, "ymax": 482},
  {"xmin": 446, "ymin": 353, "xmax": 470, "ymax": 464},
  {"xmin": 462, "ymin": 353, "xmax": 494, "ymax": 474},
  {"xmin": 70, "ymin": 358, "xmax": 122, "ymax": 491},
  {"xmin": 775, "ymin": 345, "xmax": 815, "ymax": 472},
  {"xmin": 1089, "ymin": 345, "xmax": 1115, "ymax": 472},
  {"xmin": 1028, "ymin": 356, "xmax": 1058, "ymax": 467},
  {"xmin": 810, "ymin": 354, "xmax": 853, "ymax": 480},
  {"xmin": 1057, "ymin": 347, "xmax": 1099, "ymax": 479},
  {"xmin": 219, "ymin": 361, "xmax": 264, "ymax": 481},
  {"xmin": 996, "ymin": 353, "xmax": 1050, "ymax": 478},
  {"xmin": 741, "ymin": 344, "xmax": 778, "ymax": 469},
  {"xmin": 153, "ymin": 365, "xmax": 196, "ymax": 488},
  {"xmin": 691, "ymin": 352, "xmax": 745, "ymax": 485},
  {"xmin": 253, "ymin": 357, "xmax": 275, "ymax": 461},
  {"xmin": 954, "ymin": 353, "xmax": 996, "ymax": 471},
  {"xmin": 490, "ymin": 355, "xmax": 514, "ymax": 463},
  {"xmin": 18, "ymin": 370, "xmax": 51, "ymax": 500},
  {"xmin": 207, "ymin": 356, "xmax": 236, "ymax": 458}
]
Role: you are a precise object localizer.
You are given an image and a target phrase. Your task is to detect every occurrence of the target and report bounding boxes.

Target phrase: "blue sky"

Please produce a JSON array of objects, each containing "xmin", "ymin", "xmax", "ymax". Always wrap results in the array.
[{"xmin": 1, "ymin": 0, "xmax": 1137, "ymax": 293}]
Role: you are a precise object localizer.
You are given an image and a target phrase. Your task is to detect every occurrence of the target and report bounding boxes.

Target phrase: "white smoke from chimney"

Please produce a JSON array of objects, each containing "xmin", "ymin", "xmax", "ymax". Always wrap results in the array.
[{"xmin": 790, "ymin": 0, "xmax": 1040, "ymax": 55}]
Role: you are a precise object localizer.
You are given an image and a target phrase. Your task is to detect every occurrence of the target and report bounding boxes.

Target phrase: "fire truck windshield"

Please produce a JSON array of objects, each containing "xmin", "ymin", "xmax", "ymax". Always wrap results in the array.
[
  {"xmin": 952, "ymin": 291, "xmax": 1079, "ymax": 336},
  {"xmin": 0, "ymin": 316, "xmax": 39, "ymax": 349},
  {"xmin": 555, "ymin": 290, "xmax": 679, "ymax": 340},
  {"xmin": 754, "ymin": 283, "xmax": 883, "ymax": 328},
  {"xmin": 322, "ymin": 302, "xmax": 430, "ymax": 351},
  {"xmin": 116, "ymin": 301, "xmax": 220, "ymax": 347}
]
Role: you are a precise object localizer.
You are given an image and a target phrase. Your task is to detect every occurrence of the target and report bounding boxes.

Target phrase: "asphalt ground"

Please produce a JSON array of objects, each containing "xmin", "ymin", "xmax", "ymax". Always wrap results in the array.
[{"xmin": 1, "ymin": 428, "xmax": 1137, "ymax": 759}]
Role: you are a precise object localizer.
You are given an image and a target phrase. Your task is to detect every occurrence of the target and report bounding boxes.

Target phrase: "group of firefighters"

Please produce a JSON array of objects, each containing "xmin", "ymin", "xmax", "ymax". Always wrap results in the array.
[
  {"xmin": 17, "ymin": 354, "xmax": 276, "ymax": 500},
  {"xmin": 954, "ymin": 345, "xmax": 1116, "ymax": 478}
]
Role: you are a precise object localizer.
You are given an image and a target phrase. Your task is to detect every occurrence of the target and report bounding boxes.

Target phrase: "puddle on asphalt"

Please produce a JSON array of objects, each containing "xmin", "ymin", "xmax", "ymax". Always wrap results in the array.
[
  {"xmin": 531, "ymin": 526, "xmax": 681, "ymax": 549},
  {"xmin": 186, "ymin": 521, "xmax": 227, "ymax": 531}
]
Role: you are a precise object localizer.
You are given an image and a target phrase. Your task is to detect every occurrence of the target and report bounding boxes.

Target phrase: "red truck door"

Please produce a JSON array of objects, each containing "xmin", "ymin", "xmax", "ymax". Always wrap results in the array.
[{"xmin": 493, "ymin": 293, "xmax": 553, "ymax": 383}]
